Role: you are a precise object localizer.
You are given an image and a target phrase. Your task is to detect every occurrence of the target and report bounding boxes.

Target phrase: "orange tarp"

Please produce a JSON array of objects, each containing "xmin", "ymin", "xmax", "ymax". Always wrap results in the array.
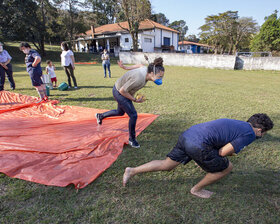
[{"xmin": 0, "ymin": 91, "xmax": 158, "ymax": 189}]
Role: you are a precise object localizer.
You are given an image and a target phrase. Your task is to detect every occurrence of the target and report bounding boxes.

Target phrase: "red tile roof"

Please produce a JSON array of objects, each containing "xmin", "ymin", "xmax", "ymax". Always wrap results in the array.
[
  {"xmin": 82, "ymin": 19, "xmax": 179, "ymax": 37},
  {"xmin": 178, "ymin": 41, "xmax": 211, "ymax": 47}
]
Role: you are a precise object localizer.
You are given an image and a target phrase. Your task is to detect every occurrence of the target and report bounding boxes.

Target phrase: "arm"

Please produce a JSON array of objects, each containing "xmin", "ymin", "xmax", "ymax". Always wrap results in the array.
[
  {"xmin": 53, "ymin": 65, "xmax": 56, "ymax": 70},
  {"xmin": 0, "ymin": 58, "xmax": 11, "ymax": 70},
  {"xmin": 70, "ymin": 55, "xmax": 75, "ymax": 70},
  {"xmin": 119, "ymin": 87, "xmax": 144, "ymax": 103},
  {"xmin": 45, "ymin": 67, "xmax": 49, "ymax": 74},
  {"xmin": 219, "ymin": 143, "xmax": 235, "ymax": 157},
  {"xmin": 32, "ymin": 56, "xmax": 41, "ymax": 67},
  {"xmin": 118, "ymin": 60, "xmax": 144, "ymax": 70}
]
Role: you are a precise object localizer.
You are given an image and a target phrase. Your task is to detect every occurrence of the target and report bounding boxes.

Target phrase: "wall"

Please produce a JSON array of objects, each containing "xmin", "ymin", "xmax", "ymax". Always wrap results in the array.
[
  {"xmin": 235, "ymin": 56, "xmax": 280, "ymax": 70},
  {"xmin": 119, "ymin": 52, "xmax": 236, "ymax": 70}
]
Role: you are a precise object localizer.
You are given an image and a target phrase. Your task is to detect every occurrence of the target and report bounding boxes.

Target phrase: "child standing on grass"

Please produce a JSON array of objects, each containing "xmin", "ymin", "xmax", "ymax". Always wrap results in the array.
[{"xmin": 46, "ymin": 60, "xmax": 57, "ymax": 87}]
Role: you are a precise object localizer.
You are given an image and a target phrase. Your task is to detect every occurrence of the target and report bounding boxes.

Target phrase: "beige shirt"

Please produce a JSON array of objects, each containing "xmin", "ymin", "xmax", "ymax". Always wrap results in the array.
[{"xmin": 115, "ymin": 66, "xmax": 147, "ymax": 96}]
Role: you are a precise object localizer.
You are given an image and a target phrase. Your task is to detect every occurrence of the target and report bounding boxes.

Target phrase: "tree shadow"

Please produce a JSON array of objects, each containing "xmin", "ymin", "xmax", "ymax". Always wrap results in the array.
[
  {"xmin": 77, "ymin": 85, "xmax": 113, "ymax": 89},
  {"xmin": 66, "ymin": 97, "xmax": 115, "ymax": 102}
]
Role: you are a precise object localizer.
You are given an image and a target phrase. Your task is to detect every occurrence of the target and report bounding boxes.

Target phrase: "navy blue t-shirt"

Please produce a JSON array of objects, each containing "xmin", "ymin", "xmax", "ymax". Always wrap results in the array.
[
  {"xmin": 25, "ymin": 49, "xmax": 42, "ymax": 73},
  {"xmin": 182, "ymin": 119, "xmax": 256, "ymax": 153}
]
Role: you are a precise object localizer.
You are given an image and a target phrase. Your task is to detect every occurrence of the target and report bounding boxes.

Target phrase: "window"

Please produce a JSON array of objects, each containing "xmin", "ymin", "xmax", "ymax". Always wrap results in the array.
[
  {"xmin": 125, "ymin": 38, "xmax": 129, "ymax": 42},
  {"xmin": 144, "ymin": 38, "xmax": 152, "ymax": 43},
  {"xmin": 163, "ymin": 37, "xmax": 170, "ymax": 46}
]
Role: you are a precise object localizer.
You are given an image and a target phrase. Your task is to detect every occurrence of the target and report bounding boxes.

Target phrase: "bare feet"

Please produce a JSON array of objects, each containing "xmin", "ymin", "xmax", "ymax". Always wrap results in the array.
[
  {"xmin": 123, "ymin": 167, "xmax": 133, "ymax": 187},
  {"xmin": 190, "ymin": 187, "xmax": 214, "ymax": 199}
]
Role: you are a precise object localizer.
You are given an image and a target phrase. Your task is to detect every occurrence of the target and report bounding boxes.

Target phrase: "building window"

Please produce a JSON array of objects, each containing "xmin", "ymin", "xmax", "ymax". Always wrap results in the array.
[
  {"xmin": 163, "ymin": 37, "xmax": 170, "ymax": 46},
  {"xmin": 144, "ymin": 38, "xmax": 152, "ymax": 43},
  {"xmin": 125, "ymin": 38, "xmax": 129, "ymax": 42}
]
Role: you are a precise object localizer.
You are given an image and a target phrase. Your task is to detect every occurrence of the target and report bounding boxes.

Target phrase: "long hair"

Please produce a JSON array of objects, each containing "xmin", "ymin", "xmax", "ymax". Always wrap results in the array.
[{"xmin": 147, "ymin": 57, "xmax": 164, "ymax": 74}]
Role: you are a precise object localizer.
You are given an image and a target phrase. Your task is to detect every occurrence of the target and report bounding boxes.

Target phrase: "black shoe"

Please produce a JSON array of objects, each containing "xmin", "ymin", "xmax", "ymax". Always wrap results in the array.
[
  {"xmin": 129, "ymin": 139, "xmax": 140, "ymax": 148},
  {"xmin": 95, "ymin": 113, "xmax": 103, "ymax": 125}
]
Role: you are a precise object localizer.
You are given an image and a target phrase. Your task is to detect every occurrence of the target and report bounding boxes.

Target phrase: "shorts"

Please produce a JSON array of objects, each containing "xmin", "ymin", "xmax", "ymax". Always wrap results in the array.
[
  {"xmin": 167, "ymin": 135, "xmax": 229, "ymax": 173},
  {"xmin": 51, "ymin": 77, "xmax": 57, "ymax": 82},
  {"xmin": 29, "ymin": 69, "xmax": 43, "ymax": 86}
]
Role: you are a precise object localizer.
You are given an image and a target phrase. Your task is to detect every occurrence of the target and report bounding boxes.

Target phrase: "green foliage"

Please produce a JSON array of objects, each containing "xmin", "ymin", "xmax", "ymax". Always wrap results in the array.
[
  {"xmin": 169, "ymin": 20, "xmax": 188, "ymax": 41},
  {"xmin": 199, "ymin": 11, "xmax": 258, "ymax": 54},
  {"xmin": 250, "ymin": 10, "xmax": 280, "ymax": 53},
  {"xmin": 151, "ymin": 13, "xmax": 169, "ymax": 26},
  {"xmin": 120, "ymin": 0, "xmax": 152, "ymax": 51}
]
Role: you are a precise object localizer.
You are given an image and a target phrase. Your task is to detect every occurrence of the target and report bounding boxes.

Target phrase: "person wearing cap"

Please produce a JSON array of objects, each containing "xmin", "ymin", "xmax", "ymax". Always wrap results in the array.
[{"xmin": 0, "ymin": 42, "xmax": 15, "ymax": 91}]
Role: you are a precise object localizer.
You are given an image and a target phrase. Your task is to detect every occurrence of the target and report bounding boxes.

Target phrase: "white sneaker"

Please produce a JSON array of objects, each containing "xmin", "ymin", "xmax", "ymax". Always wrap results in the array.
[{"xmin": 74, "ymin": 86, "xmax": 78, "ymax": 89}]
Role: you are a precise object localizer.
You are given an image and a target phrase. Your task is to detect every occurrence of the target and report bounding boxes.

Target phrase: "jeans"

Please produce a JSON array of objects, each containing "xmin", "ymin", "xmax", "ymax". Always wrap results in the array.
[
  {"xmin": 0, "ymin": 63, "xmax": 15, "ymax": 90},
  {"xmin": 64, "ymin": 64, "xmax": 77, "ymax": 87},
  {"xmin": 103, "ymin": 62, "xmax": 111, "ymax": 78},
  {"xmin": 102, "ymin": 86, "xmax": 137, "ymax": 140}
]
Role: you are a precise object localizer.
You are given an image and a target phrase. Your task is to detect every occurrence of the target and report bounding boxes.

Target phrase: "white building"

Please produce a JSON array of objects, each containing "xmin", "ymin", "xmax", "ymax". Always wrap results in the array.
[{"xmin": 74, "ymin": 19, "xmax": 179, "ymax": 56}]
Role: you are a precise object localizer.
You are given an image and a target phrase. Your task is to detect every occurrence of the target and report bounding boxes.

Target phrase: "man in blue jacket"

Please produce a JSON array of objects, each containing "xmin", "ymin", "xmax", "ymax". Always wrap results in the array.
[{"xmin": 123, "ymin": 113, "xmax": 274, "ymax": 198}]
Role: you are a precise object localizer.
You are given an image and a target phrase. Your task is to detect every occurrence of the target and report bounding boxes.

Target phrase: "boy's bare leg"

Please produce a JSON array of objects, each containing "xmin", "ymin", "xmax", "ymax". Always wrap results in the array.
[
  {"xmin": 190, "ymin": 162, "xmax": 233, "ymax": 199},
  {"xmin": 123, "ymin": 157, "xmax": 180, "ymax": 187}
]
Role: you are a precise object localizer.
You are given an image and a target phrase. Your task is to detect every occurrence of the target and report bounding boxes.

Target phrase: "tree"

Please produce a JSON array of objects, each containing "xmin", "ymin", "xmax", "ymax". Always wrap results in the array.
[
  {"xmin": 119, "ymin": 0, "xmax": 151, "ymax": 51},
  {"xmin": 199, "ymin": 11, "xmax": 258, "ymax": 54},
  {"xmin": 151, "ymin": 13, "xmax": 169, "ymax": 26},
  {"xmin": 186, "ymin": 35, "xmax": 199, "ymax": 43},
  {"xmin": 250, "ymin": 10, "xmax": 280, "ymax": 53},
  {"xmin": 169, "ymin": 20, "xmax": 188, "ymax": 41}
]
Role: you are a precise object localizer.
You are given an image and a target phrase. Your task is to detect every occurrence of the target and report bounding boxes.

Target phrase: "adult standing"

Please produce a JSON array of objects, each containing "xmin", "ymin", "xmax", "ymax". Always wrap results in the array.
[
  {"xmin": 60, "ymin": 42, "xmax": 78, "ymax": 89},
  {"xmin": 0, "ymin": 42, "xmax": 15, "ymax": 91},
  {"xmin": 19, "ymin": 42, "xmax": 47, "ymax": 101},
  {"xmin": 95, "ymin": 57, "xmax": 165, "ymax": 148},
  {"xmin": 101, "ymin": 49, "xmax": 111, "ymax": 78}
]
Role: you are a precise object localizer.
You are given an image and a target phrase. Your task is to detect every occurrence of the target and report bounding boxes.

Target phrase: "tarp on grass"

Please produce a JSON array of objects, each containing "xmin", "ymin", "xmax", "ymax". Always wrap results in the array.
[{"xmin": 0, "ymin": 91, "xmax": 158, "ymax": 189}]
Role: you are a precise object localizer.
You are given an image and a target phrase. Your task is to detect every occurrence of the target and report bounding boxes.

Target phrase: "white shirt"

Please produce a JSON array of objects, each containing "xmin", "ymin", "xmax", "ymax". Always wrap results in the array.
[
  {"xmin": 46, "ymin": 65, "xmax": 56, "ymax": 78},
  {"xmin": 61, "ymin": 50, "xmax": 74, "ymax": 66}
]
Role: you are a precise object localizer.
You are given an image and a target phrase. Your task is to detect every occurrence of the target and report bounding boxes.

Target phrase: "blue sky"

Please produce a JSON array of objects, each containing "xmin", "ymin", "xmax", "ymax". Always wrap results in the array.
[{"xmin": 151, "ymin": 0, "xmax": 279, "ymax": 36}]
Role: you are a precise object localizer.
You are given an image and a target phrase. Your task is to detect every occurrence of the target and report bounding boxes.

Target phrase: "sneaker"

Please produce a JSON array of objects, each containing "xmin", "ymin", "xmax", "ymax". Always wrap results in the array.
[
  {"xmin": 74, "ymin": 86, "xmax": 78, "ymax": 89},
  {"xmin": 68, "ymin": 86, "xmax": 72, "ymax": 89},
  {"xmin": 95, "ymin": 113, "xmax": 103, "ymax": 125},
  {"xmin": 129, "ymin": 139, "xmax": 140, "ymax": 148}
]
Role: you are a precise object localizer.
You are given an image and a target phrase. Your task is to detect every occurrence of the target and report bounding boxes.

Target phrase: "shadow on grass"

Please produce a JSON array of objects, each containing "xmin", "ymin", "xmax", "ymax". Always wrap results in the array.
[
  {"xmin": 66, "ymin": 97, "xmax": 115, "ymax": 102},
  {"xmin": 77, "ymin": 85, "xmax": 113, "ymax": 89}
]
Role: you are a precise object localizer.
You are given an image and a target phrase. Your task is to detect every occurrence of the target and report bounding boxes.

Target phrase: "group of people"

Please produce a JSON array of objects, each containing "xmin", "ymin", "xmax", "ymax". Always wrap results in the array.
[
  {"xmin": 0, "ymin": 42, "xmax": 275, "ymax": 199},
  {"xmin": 0, "ymin": 42, "xmax": 78, "ymax": 102},
  {"xmin": 95, "ymin": 56, "xmax": 274, "ymax": 198}
]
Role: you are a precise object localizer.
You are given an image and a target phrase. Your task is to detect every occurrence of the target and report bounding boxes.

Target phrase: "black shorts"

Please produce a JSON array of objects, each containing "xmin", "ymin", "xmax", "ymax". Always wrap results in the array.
[
  {"xmin": 29, "ymin": 69, "xmax": 43, "ymax": 86},
  {"xmin": 167, "ymin": 135, "xmax": 229, "ymax": 173}
]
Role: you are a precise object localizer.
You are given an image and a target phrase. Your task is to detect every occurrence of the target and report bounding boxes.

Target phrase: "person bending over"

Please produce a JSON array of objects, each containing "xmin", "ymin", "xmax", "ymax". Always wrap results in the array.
[
  {"xmin": 123, "ymin": 114, "xmax": 274, "ymax": 198},
  {"xmin": 95, "ymin": 57, "xmax": 165, "ymax": 148}
]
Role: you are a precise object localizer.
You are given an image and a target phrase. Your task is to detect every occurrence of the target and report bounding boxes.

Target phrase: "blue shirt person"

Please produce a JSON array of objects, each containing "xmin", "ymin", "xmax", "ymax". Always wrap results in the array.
[
  {"xmin": 122, "ymin": 114, "xmax": 274, "ymax": 199},
  {"xmin": 19, "ymin": 42, "xmax": 47, "ymax": 102},
  {"xmin": 0, "ymin": 42, "xmax": 15, "ymax": 91}
]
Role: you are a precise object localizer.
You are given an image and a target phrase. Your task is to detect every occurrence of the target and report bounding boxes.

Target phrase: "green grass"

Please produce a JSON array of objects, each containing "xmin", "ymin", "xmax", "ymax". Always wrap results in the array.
[{"xmin": 1, "ymin": 46, "xmax": 280, "ymax": 223}]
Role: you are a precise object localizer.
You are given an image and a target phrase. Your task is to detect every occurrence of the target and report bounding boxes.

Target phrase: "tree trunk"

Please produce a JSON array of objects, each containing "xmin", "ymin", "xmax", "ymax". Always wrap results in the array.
[{"xmin": 131, "ymin": 31, "xmax": 138, "ymax": 51}]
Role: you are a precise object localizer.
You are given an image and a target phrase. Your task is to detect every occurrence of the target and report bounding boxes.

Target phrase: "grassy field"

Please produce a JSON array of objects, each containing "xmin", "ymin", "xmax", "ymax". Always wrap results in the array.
[{"xmin": 0, "ymin": 45, "xmax": 280, "ymax": 223}]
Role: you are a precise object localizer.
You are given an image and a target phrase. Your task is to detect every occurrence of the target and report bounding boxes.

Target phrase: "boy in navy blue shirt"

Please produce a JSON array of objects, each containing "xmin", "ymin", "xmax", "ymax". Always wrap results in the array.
[{"xmin": 123, "ymin": 114, "xmax": 274, "ymax": 198}]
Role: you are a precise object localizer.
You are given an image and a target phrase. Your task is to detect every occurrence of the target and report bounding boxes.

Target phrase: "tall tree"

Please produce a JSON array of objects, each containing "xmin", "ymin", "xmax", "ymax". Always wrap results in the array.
[
  {"xmin": 151, "ymin": 13, "xmax": 169, "ymax": 26},
  {"xmin": 169, "ymin": 20, "xmax": 188, "ymax": 41},
  {"xmin": 250, "ymin": 10, "xmax": 280, "ymax": 53},
  {"xmin": 185, "ymin": 35, "xmax": 200, "ymax": 43},
  {"xmin": 119, "ymin": 0, "xmax": 151, "ymax": 51},
  {"xmin": 52, "ymin": 0, "xmax": 85, "ymax": 44},
  {"xmin": 199, "ymin": 11, "xmax": 258, "ymax": 54}
]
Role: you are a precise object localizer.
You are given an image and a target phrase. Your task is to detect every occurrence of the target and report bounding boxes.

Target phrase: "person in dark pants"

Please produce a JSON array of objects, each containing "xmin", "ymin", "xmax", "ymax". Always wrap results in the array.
[
  {"xmin": 95, "ymin": 57, "xmax": 165, "ymax": 148},
  {"xmin": 19, "ymin": 42, "xmax": 47, "ymax": 102},
  {"xmin": 0, "ymin": 42, "xmax": 15, "ymax": 91},
  {"xmin": 60, "ymin": 42, "xmax": 78, "ymax": 89},
  {"xmin": 122, "ymin": 114, "xmax": 274, "ymax": 198},
  {"xmin": 101, "ymin": 49, "xmax": 111, "ymax": 78}
]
